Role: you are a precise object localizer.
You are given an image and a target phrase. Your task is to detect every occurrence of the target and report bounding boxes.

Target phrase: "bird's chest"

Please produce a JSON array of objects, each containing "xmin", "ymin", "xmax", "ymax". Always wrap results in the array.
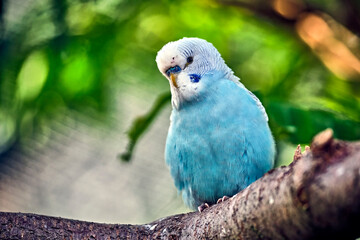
[
  {"xmin": 166, "ymin": 101, "xmax": 239, "ymax": 168},
  {"xmin": 170, "ymin": 103, "xmax": 223, "ymax": 140},
  {"xmin": 166, "ymin": 105, "xmax": 244, "ymax": 203}
]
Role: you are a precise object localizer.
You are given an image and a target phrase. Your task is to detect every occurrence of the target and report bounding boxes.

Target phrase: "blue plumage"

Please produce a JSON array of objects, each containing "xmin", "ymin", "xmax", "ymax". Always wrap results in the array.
[{"xmin": 156, "ymin": 38, "xmax": 275, "ymax": 210}]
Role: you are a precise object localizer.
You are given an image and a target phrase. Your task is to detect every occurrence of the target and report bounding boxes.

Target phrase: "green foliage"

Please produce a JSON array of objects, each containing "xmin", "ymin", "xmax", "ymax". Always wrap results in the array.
[
  {"xmin": 268, "ymin": 101, "xmax": 360, "ymax": 143},
  {"xmin": 0, "ymin": 0, "xmax": 359, "ymax": 166},
  {"xmin": 120, "ymin": 92, "xmax": 171, "ymax": 162}
]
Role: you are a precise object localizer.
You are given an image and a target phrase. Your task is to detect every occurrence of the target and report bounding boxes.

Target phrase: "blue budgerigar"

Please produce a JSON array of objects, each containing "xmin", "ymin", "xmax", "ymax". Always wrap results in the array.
[{"xmin": 156, "ymin": 37, "xmax": 275, "ymax": 211}]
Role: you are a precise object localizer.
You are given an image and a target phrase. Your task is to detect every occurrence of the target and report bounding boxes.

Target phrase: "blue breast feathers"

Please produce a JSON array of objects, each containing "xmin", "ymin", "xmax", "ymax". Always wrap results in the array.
[{"xmin": 165, "ymin": 71, "xmax": 275, "ymax": 210}]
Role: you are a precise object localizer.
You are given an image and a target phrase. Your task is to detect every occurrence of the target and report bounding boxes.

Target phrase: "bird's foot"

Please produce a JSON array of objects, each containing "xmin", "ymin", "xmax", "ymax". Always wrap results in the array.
[
  {"xmin": 197, "ymin": 203, "xmax": 210, "ymax": 212},
  {"xmin": 216, "ymin": 196, "xmax": 229, "ymax": 204}
]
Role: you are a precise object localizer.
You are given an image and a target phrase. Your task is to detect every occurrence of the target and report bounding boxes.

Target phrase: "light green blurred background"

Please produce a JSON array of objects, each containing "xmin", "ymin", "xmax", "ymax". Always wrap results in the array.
[{"xmin": 0, "ymin": 0, "xmax": 359, "ymax": 224}]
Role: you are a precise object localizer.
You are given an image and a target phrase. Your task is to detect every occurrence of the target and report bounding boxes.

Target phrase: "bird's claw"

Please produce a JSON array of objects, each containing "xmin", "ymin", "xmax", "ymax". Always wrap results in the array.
[
  {"xmin": 197, "ymin": 203, "xmax": 210, "ymax": 212},
  {"xmin": 216, "ymin": 196, "xmax": 229, "ymax": 204}
]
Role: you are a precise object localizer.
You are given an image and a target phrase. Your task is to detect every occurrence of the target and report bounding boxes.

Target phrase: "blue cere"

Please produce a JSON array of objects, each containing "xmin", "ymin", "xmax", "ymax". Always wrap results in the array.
[
  {"xmin": 189, "ymin": 74, "xmax": 201, "ymax": 83},
  {"xmin": 166, "ymin": 65, "xmax": 182, "ymax": 77}
]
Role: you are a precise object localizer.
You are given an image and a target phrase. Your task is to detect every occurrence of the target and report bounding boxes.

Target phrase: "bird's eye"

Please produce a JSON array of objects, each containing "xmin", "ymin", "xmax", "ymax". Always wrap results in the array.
[{"xmin": 187, "ymin": 56, "xmax": 193, "ymax": 64}]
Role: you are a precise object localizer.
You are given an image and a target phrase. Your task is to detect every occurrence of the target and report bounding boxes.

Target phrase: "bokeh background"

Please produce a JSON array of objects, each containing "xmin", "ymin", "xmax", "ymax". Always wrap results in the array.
[{"xmin": 0, "ymin": 0, "xmax": 359, "ymax": 224}]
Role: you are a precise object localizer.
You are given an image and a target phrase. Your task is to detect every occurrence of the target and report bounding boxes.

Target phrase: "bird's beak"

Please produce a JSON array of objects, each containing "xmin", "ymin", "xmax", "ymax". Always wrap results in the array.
[{"xmin": 170, "ymin": 73, "xmax": 179, "ymax": 88}]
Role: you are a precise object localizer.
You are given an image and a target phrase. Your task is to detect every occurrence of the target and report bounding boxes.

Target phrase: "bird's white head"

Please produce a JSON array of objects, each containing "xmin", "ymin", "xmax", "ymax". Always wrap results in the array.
[{"xmin": 156, "ymin": 37, "xmax": 239, "ymax": 110}]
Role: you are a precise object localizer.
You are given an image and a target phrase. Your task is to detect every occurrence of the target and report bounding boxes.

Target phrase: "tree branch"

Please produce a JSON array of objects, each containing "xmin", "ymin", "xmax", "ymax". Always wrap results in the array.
[{"xmin": 1, "ymin": 129, "xmax": 360, "ymax": 239}]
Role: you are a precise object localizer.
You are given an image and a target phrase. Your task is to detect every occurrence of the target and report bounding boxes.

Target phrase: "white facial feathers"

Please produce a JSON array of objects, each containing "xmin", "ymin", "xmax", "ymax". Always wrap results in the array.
[
  {"xmin": 156, "ymin": 37, "xmax": 238, "ymax": 82},
  {"xmin": 156, "ymin": 38, "xmax": 240, "ymax": 109}
]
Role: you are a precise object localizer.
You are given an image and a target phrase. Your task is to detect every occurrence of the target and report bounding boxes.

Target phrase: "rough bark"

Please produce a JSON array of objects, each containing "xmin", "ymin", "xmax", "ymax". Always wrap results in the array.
[{"xmin": 1, "ymin": 129, "xmax": 360, "ymax": 240}]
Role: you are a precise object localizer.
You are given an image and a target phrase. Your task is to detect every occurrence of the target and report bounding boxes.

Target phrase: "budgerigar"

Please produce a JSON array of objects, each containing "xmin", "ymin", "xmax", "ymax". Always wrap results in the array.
[{"xmin": 156, "ymin": 37, "xmax": 275, "ymax": 211}]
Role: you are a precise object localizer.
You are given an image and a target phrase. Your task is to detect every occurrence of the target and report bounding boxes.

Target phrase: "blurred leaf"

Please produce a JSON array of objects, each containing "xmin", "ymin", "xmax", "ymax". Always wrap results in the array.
[
  {"xmin": 120, "ymin": 92, "xmax": 171, "ymax": 162},
  {"xmin": 268, "ymin": 101, "xmax": 360, "ymax": 144},
  {"xmin": 66, "ymin": 2, "xmax": 96, "ymax": 35},
  {"xmin": 16, "ymin": 51, "xmax": 49, "ymax": 101},
  {"xmin": 59, "ymin": 51, "xmax": 94, "ymax": 96}
]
